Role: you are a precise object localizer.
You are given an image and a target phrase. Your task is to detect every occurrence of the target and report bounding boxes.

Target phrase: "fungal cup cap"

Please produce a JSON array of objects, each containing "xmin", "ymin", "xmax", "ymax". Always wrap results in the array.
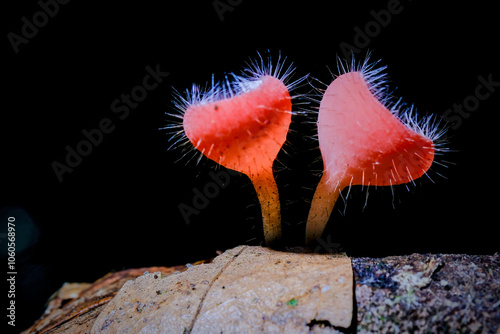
[
  {"xmin": 183, "ymin": 75, "xmax": 292, "ymax": 175},
  {"xmin": 318, "ymin": 71, "xmax": 435, "ymax": 187}
]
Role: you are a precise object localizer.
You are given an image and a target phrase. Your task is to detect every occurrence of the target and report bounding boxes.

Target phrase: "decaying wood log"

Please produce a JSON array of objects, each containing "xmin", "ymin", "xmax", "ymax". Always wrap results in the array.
[
  {"xmin": 353, "ymin": 253, "xmax": 500, "ymax": 333},
  {"xmin": 22, "ymin": 247, "xmax": 499, "ymax": 333},
  {"xmin": 91, "ymin": 246, "xmax": 352, "ymax": 333}
]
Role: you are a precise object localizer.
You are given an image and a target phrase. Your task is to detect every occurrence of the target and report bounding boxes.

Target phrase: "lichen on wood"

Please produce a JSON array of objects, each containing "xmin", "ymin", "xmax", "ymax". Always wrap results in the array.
[{"xmin": 353, "ymin": 253, "xmax": 500, "ymax": 333}]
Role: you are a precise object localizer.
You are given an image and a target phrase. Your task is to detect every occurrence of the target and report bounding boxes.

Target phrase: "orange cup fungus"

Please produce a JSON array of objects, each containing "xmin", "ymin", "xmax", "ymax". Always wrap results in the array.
[
  {"xmin": 305, "ymin": 57, "xmax": 443, "ymax": 244},
  {"xmin": 169, "ymin": 55, "xmax": 302, "ymax": 246},
  {"xmin": 167, "ymin": 53, "xmax": 445, "ymax": 248}
]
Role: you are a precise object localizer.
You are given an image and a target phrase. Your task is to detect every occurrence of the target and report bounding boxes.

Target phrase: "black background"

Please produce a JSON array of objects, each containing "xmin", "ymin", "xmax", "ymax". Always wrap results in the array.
[{"xmin": 3, "ymin": 0, "xmax": 499, "ymax": 331}]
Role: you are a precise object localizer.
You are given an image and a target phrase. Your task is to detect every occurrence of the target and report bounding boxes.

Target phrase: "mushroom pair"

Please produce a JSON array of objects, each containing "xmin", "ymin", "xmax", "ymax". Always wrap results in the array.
[{"xmin": 167, "ymin": 54, "xmax": 443, "ymax": 247}]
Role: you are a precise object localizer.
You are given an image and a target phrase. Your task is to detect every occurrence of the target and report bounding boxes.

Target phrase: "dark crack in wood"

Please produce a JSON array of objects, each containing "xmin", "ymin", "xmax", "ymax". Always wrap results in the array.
[{"xmin": 187, "ymin": 246, "xmax": 247, "ymax": 333}]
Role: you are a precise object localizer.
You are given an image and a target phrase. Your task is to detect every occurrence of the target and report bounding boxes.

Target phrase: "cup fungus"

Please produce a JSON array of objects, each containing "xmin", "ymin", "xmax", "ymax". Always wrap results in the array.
[
  {"xmin": 305, "ymin": 56, "xmax": 445, "ymax": 244},
  {"xmin": 167, "ymin": 54, "xmax": 303, "ymax": 246}
]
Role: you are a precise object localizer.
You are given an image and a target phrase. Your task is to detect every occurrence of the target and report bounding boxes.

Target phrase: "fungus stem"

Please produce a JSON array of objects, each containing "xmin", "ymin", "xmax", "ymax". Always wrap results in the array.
[
  {"xmin": 305, "ymin": 171, "xmax": 346, "ymax": 245},
  {"xmin": 249, "ymin": 168, "xmax": 282, "ymax": 247}
]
